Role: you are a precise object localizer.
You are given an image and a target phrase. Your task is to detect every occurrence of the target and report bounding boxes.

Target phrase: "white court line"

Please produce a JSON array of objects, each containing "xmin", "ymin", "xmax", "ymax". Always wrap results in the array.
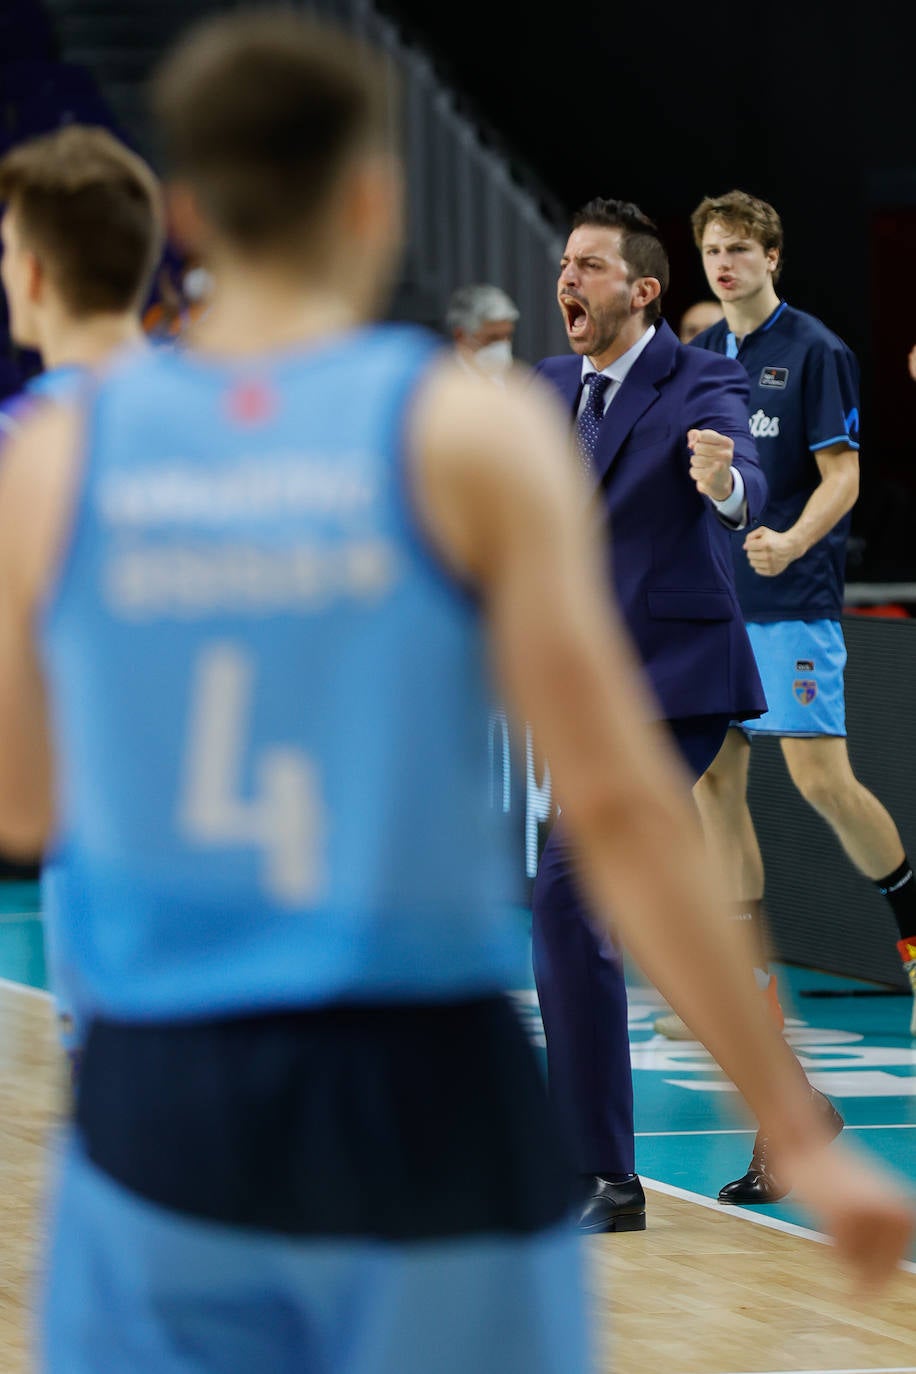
[
  {"xmin": 641, "ymin": 1176, "xmax": 916, "ymax": 1275},
  {"xmin": 0, "ymin": 975, "xmax": 52, "ymax": 1001},
  {"xmin": 716, "ymin": 1368, "xmax": 916, "ymax": 1374},
  {"xmin": 637, "ymin": 1124, "xmax": 916, "ymax": 1137}
]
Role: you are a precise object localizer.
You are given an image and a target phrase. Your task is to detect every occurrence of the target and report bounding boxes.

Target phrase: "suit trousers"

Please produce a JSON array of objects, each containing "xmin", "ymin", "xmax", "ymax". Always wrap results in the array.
[{"xmin": 531, "ymin": 713, "xmax": 732, "ymax": 1178}]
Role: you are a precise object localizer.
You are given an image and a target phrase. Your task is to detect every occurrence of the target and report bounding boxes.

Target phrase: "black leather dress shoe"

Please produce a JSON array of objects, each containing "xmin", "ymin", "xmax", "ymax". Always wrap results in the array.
[
  {"xmin": 577, "ymin": 1173, "xmax": 647, "ymax": 1233},
  {"xmin": 718, "ymin": 1088, "xmax": 845, "ymax": 1205}
]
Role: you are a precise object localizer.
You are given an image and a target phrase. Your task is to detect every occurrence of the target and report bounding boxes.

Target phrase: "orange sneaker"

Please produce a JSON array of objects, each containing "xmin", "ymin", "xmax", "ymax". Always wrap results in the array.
[{"xmin": 896, "ymin": 939, "xmax": 916, "ymax": 1036}]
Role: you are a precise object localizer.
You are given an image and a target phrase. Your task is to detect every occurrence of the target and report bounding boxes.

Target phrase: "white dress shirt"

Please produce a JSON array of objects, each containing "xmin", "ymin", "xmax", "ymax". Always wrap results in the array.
[{"xmin": 578, "ymin": 325, "xmax": 748, "ymax": 527}]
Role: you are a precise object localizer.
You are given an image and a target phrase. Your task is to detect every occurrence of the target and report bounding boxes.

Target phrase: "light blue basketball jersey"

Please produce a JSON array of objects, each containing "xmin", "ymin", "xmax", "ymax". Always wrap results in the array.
[{"xmin": 41, "ymin": 325, "xmax": 519, "ymax": 1020}]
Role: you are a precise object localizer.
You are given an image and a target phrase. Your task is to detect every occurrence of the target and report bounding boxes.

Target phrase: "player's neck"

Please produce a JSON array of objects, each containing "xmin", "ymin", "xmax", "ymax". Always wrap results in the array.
[
  {"xmin": 38, "ymin": 312, "xmax": 144, "ymax": 372},
  {"xmin": 187, "ymin": 272, "xmax": 361, "ymax": 359},
  {"xmin": 721, "ymin": 283, "xmax": 781, "ymax": 343}
]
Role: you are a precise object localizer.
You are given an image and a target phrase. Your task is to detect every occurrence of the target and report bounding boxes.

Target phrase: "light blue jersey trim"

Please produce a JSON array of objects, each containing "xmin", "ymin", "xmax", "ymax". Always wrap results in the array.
[
  {"xmin": 727, "ymin": 301, "xmax": 788, "ymax": 360},
  {"xmin": 810, "ymin": 434, "xmax": 860, "ymax": 451},
  {"xmin": 759, "ymin": 301, "xmax": 788, "ymax": 331}
]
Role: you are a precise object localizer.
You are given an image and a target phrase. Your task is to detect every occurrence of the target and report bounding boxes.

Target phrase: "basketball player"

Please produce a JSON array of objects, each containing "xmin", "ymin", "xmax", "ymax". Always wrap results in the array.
[
  {"xmin": 678, "ymin": 189, "xmax": 916, "ymax": 1203},
  {"xmin": 0, "ymin": 123, "xmax": 163, "ymax": 1071},
  {"xmin": 0, "ymin": 14, "xmax": 910, "ymax": 1372}
]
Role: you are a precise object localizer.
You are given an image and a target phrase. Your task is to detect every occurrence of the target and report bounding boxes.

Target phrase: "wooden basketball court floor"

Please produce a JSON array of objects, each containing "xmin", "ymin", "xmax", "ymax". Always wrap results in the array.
[{"xmin": 2, "ymin": 884, "xmax": 914, "ymax": 1374}]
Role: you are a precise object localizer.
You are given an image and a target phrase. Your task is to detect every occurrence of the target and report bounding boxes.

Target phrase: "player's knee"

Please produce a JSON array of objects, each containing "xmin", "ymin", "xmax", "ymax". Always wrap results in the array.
[
  {"xmin": 695, "ymin": 763, "xmax": 744, "ymax": 812},
  {"xmin": 790, "ymin": 763, "xmax": 848, "ymax": 819}
]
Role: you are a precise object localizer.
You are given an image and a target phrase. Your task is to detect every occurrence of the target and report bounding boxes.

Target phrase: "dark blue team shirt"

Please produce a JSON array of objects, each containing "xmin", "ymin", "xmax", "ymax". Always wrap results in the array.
[{"xmin": 691, "ymin": 302, "xmax": 860, "ymax": 622}]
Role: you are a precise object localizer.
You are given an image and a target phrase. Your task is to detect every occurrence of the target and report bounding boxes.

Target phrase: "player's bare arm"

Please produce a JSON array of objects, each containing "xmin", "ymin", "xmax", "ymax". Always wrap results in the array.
[
  {"xmin": 0, "ymin": 401, "xmax": 82, "ymax": 852},
  {"xmin": 409, "ymin": 363, "xmax": 913, "ymax": 1287},
  {"xmin": 744, "ymin": 442, "xmax": 858, "ymax": 577}
]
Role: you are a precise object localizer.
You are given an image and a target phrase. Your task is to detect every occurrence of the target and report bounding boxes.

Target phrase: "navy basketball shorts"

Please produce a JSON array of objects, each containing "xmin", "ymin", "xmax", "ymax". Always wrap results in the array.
[
  {"xmin": 739, "ymin": 618, "xmax": 847, "ymax": 738},
  {"xmin": 40, "ymin": 997, "xmax": 593, "ymax": 1373}
]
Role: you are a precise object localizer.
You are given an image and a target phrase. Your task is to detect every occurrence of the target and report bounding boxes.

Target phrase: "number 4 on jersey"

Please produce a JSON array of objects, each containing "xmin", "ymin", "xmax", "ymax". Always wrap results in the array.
[{"xmin": 180, "ymin": 644, "xmax": 326, "ymax": 906}]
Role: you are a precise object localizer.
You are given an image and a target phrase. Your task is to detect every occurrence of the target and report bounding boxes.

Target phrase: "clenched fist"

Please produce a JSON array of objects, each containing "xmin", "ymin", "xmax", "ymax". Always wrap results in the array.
[
  {"xmin": 743, "ymin": 525, "xmax": 801, "ymax": 577},
  {"xmin": 687, "ymin": 428, "xmax": 734, "ymax": 503}
]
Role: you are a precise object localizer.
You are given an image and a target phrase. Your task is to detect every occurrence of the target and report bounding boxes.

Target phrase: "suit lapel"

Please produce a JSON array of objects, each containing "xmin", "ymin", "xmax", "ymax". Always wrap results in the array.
[
  {"xmin": 591, "ymin": 321, "xmax": 680, "ymax": 486},
  {"xmin": 591, "ymin": 379, "xmax": 660, "ymax": 484}
]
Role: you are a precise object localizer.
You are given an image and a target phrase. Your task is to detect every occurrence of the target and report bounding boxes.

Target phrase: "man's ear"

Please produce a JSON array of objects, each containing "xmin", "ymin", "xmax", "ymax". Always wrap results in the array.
[
  {"xmin": 631, "ymin": 276, "xmax": 661, "ymax": 313},
  {"xmin": 25, "ymin": 250, "xmax": 44, "ymax": 304}
]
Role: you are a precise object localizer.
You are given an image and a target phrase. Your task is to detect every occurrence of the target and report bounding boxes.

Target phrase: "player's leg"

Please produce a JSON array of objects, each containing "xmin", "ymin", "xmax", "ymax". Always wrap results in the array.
[
  {"xmin": 781, "ymin": 734, "xmax": 916, "ymax": 1032},
  {"xmin": 650, "ymin": 727, "xmax": 842, "ymax": 1205},
  {"xmin": 655, "ymin": 727, "xmax": 782, "ymax": 1037}
]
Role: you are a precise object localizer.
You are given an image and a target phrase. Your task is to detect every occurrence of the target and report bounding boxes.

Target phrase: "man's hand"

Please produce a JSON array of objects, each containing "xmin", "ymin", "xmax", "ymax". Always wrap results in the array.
[
  {"xmin": 908, "ymin": 344, "xmax": 916, "ymax": 382},
  {"xmin": 687, "ymin": 428, "xmax": 735, "ymax": 503},
  {"xmin": 782, "ymin": 1136, "xmax": 915, "ymax": 1294},
  {"xmin": 743, "ymin": 525, "xmax": 801, "ymax": 577}
]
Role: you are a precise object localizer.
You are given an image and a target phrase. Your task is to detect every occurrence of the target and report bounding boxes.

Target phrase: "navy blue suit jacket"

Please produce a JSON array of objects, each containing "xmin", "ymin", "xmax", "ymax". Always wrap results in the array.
[{"xmin": 536, "ymin": 319, "xmax": 767, "ymax": 721}]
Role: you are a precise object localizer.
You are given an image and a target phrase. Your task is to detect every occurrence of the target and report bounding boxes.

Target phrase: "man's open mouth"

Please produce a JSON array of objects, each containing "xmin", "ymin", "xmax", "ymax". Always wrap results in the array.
[{"xmin": 561, "ymin": 295, "xmax": 589, "ymax": 336}]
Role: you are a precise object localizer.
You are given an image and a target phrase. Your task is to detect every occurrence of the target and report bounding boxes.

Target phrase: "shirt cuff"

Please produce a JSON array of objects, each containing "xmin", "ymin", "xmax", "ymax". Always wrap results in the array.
[{"xmin": 712, "ymin": 466, "xmax": 748, "ymax": 527}]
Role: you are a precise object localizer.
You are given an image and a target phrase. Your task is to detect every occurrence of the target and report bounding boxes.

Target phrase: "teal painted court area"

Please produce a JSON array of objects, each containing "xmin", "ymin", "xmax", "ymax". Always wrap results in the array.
[
  {"xmin": 0, "ymin": 881, "xmax": 44, "ymax": 991},
  {"xmin": 4, "ymin": 883, "xmax": 914, "ymax": 1258},
  {"xmin": 626, "ymin": 963, "xmax": 916, "ymax": 1240}
]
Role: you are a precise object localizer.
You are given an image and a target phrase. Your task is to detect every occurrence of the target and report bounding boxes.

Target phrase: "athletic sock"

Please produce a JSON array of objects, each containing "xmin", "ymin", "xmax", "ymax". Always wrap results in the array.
[{"xmin": 874, "ymin": 858, "xmax": 916, "ymax": 942}]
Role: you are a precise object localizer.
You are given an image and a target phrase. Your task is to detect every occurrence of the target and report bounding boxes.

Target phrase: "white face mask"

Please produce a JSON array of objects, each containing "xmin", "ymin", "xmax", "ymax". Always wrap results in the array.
[
  {"xmin": 473, "ymin": 339, "xmax": 513, "ymax": 374},
  {"xmin": 182, "ymin": 266, "xmax": 213, "ymax": 303}
]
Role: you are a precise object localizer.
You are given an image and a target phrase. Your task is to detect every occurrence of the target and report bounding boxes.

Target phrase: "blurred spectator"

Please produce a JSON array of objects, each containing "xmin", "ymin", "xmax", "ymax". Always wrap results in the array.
[
  {"xmin": 678, "ymin": 298, "xmax": 724, "ymax": 344},
  {"xmin": 908, "ymin": 343, "xmax": 916, "ymax": 381},
  {"xmin": 142, "ymin": 256, "xmax": 212, "ymax": 343},
  {"xmin": 445, "ymin": 282, "xmax": 518, "ymax": 378}
]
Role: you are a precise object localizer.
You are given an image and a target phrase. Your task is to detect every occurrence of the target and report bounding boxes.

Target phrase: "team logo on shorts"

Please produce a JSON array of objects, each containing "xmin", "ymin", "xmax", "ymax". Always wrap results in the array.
[
  {"xmin": 759, "ymin": 366, "xmax": 789, "ymax": 388},
  {"xmin": 793, "ymin": 678, "xmax": 818, "ymax": 705},
  {"xmin": 795, "ymin": 659, "xmax": 814, "ymax": 672}
]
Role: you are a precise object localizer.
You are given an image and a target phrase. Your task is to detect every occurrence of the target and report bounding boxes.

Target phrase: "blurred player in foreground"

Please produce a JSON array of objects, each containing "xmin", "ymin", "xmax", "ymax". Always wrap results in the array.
[
  {"xmin": 0, "ymin": 124, "xmax": 163, "ymax": 1070},
  {"xmin": 0, "ymin": 11, "xmax": 911, "ymax": 1373}
]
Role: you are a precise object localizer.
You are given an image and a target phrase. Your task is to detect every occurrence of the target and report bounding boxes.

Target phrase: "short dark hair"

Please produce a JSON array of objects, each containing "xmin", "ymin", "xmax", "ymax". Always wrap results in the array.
[
  {"xmin": 0, "ymin": 124, "xmax": 163, "ymax": 316},
  {"xmin": 571, "ymin": 198, "xmax": 669, "ymax": 325},
  {"xmin": 691, "ymin": 190, "xmax": 784, "ymax": 283},
  {"xmin": 151, "ymin": 7, "xmax": 393, "ymax": 256}
]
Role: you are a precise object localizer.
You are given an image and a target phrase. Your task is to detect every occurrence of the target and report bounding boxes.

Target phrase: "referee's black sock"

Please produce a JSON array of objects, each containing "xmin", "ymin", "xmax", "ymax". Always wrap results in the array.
[{"xmin": 874, "ymin": 857, "xmax": 916, "ymax": 944}]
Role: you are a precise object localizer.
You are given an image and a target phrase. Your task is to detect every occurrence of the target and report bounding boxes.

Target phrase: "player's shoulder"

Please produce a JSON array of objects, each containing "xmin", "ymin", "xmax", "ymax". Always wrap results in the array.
[
  {"xmin": 410, "ymin": 353, "xmax": 575, "ymax": 507},
  {"xmin": 678, "ymin": 333, "xmax": 747, "ymax": 387},
  {"xmin": 780, "ymin": 304, "xmax": 856, "ymax": 361},
  {"xmin": 89, "ymin": 340, "xmax": 177, "ymax": 400}
]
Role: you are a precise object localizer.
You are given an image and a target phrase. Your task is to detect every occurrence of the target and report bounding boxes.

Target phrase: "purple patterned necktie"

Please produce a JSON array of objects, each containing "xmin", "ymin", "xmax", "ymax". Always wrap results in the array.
[{"xmin": 576, "ymin": 371, "xmax": 611, "ymax": 472}]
